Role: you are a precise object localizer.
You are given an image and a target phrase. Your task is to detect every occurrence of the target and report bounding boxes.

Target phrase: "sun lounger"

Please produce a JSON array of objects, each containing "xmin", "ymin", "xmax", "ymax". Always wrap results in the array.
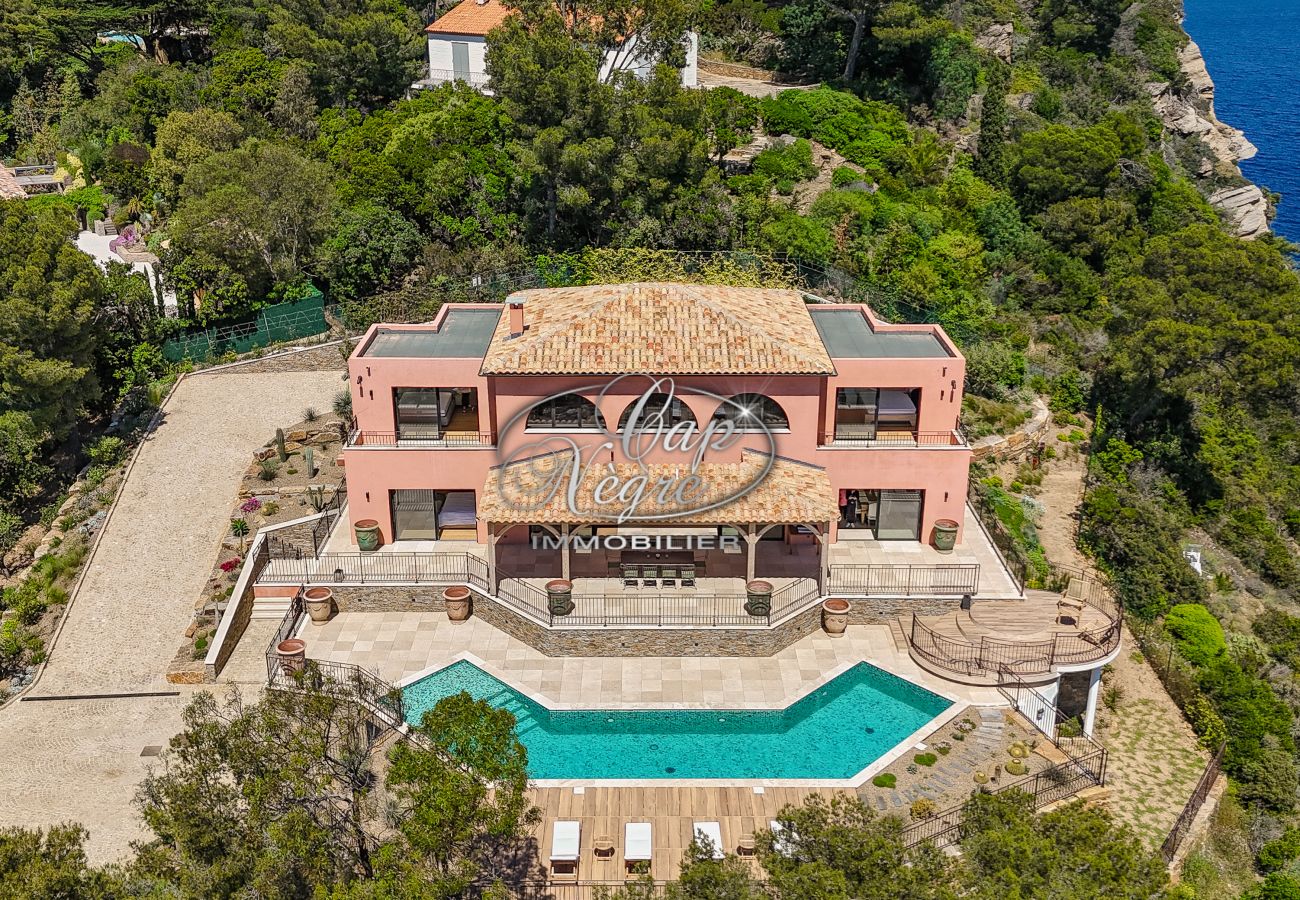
[
  {"xmin": 625, "ymin": 822, "xmax": 652, "ymax": 875},
  {"xmin": 693, "ymin": 821, "xmax": 724, "ymax": 859},
  {"xmin": 550, "ymin": 820, "xmax": 580, "ymax": 880}
]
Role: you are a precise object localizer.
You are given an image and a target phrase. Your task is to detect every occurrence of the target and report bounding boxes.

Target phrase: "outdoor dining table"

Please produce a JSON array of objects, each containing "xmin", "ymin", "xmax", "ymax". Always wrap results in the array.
[{"xmin": 619, "ymin": 550, "xmax": 696, "ymax": 568}]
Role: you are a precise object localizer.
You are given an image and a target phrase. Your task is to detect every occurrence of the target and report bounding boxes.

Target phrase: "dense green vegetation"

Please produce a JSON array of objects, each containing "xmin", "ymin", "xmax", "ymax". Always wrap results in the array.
[{"xmin": 3, "ymin": 0, "xmax": 1300, "ymax": 893}]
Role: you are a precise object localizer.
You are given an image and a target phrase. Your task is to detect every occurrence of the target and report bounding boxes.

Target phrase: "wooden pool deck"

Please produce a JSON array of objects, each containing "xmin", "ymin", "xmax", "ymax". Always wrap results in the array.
[{"xmin": 524, "ymin": 785, "xmax": 847, "ymax": 882}]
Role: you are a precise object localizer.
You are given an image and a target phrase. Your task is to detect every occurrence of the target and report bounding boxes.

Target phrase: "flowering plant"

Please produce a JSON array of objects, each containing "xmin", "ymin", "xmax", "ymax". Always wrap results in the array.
[
  {"xmin": 239, "ymin": 497, "xmax": 262, "ymax": 514},
  {"xmin": 220, "ymin": 558, "xmax": 242, "ymax": 573}
]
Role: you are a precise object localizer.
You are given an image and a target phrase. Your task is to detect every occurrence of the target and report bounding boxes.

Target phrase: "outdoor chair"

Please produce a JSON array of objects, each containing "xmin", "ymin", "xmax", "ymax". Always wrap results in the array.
[
  {"xmin": 622, "ymin": 564, "xmax": 639, "ymax": 588},
  {"xmin": 594, "ymin": 835, "xmax": 615, "ymax": 860},
  {"xmin": 642, "ymin": 567, "xmax": 658, "ymax": 587},
  {"xmin": 693, "ymin": 822, "xmax": 724, "ymax": 860},
  {"xmin": 625, "ymin": 822, "xmax": 653, "ymax": 877},
  {"xmin": 660, "ymin": 567, "xmax": 678, "ymax": 587},
  {"xmin": 1056, "ymin": 597, "xmax": 1085, "ymax": 627},
  {"xmin": 550, "ymin": 820, "xmax": 580, "ymax": 881},
  {"xmin": 680, "ymin": 565, "xmax": 696, "ymax": 587}
]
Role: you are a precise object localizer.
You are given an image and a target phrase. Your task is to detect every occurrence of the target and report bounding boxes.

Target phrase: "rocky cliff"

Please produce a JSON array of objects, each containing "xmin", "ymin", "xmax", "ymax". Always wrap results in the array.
[{"xmin": 1147, "ymin": 36, "xmax": 1269, "ymax": 238}]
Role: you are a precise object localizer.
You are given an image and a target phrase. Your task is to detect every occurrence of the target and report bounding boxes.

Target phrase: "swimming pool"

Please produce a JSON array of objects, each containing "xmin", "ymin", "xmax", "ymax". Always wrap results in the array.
[{"xmin": 401, "ymin": 660, "xmax": 952, "ymax": 780}]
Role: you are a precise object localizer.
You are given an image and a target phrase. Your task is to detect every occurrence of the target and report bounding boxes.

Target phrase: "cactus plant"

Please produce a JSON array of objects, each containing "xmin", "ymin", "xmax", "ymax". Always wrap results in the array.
[
  {"xmin": 308, "ymin": 485, "xmax": 326, "ymax": 512},
  {"xmin": 304, "ymin": 447, "xmax": 315, "ymax": 478},
  {"xmin": 275, "ymin": 428, "xmax": 287, "ymax": 461}
]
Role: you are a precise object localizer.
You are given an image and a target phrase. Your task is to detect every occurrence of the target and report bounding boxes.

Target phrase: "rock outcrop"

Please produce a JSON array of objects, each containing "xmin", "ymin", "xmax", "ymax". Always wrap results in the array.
[
  {"xmin": 975, "ymin": 23, "xmax": 1013, "ymax": 63},
  {"xmin": 1208, "ymin": 185, "xmax": 1271, "ymax": 239}
]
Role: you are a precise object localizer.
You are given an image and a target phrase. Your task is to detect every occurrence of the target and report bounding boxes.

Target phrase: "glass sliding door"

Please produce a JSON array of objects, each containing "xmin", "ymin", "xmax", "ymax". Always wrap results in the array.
[
  {"xmin": 391, "ymin": 489, "xmax": 439, "ymax": 540},
  {"xmin": 451, "ymin": 42, "xmax": 471, "ymax": 82},
  {"xmin": 876, "ymin": 490, "xmax": 923, "ymax": 540},
  {"xmin": 393, "ymin": 387, "xmax": 478, "ymax": 441}
]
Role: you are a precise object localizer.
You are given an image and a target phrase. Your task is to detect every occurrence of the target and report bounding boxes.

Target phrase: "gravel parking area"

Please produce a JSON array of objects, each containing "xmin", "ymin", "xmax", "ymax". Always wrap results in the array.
[{"xmin": 0, "ymin": 369, "xmax": 342, "ymax": 863}]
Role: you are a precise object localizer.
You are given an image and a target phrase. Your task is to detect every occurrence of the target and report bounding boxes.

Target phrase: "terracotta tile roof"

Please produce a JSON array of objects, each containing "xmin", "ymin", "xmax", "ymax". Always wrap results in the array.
[
  {"xmin": 425, "ymin": 0, "xmax": 514, "ymax": 35},
  {"xmin": 481, "ymin": 449, "xmax": 839, "ymax": 525},
  {"xmin": 480, "ymin": 283, "xmax": 836, "ymax": 375},
  {"xmin": 0, "ymin": 166, "xmax": 25, "ymax": 200}
]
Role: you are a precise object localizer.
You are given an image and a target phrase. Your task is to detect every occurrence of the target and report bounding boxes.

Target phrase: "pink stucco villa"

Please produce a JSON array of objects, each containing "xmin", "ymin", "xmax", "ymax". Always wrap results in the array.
[{"xmin": 246, "ymin": 282, "xmax": 1121, "ymax": 735}]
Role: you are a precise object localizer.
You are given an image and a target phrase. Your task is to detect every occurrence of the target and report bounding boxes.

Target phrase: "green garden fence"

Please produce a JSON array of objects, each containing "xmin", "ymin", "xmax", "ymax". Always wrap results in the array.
[{"xmin": 162, "ymin": 286, "xmax": 329, "ymax": 363}]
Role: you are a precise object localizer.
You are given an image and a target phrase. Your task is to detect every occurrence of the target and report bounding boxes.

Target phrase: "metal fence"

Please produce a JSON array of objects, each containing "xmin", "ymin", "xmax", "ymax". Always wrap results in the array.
[
  {"xmin": 162, "ymin": 287, "xmax": 329, "ymax": 362},
  {"xmin": 821, "ymin": 429, "xmax": 966, "ymax": 447},
  {"xmin": 1160, "ymin": 743, "xmax": 1224, "ymax": 864},
  {"xmin": 265, "ymin": 484, "xmax": 348, "ymax": 560},
  {"xmin": 346, "ymin": 430, "xmax": 495, "ymax": 448},
  {"xmin": 827, "ymin": 564, "xmax": 979, "ymax": 596},
  {"xmin": 907, "ymin": 611, "xmax": 1121, "ymax": 680}
]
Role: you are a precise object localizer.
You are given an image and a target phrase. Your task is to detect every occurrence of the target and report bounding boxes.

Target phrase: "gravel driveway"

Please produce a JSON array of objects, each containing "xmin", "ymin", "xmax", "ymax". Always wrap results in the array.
[{"xmin": 0, "ymin": 369, "xmax": 342, "ymax": 862}]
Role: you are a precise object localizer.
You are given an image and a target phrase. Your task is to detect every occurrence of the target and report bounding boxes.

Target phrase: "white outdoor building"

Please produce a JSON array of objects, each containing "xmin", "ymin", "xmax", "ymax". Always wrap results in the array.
[{"xmin": 417, "ymin": 0, "xmax": 698, "ymax": 92}]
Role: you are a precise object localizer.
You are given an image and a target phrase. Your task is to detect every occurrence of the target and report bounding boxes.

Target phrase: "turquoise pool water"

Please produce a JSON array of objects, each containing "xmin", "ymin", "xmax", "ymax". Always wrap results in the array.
[{"xmin": 401, "ymin": 661, "xmax": 951, "ymax": 780}]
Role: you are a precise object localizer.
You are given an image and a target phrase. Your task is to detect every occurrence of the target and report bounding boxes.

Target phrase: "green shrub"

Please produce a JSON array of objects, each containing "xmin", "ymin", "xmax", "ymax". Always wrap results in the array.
[
  {"xmin": 914, "ymin": 752, "xmax": 937, "ymax": 767},
  {"xmin": 871, "ymin": 773, "xmax": 896, "ymax": 788},
  {"xmin": 753, "ymin": 139, "xmax": 817, "ymax": 185},
  {"xmin": 87, "ymin": 435, "xmax": 126, "ymax": 468},
  {"xmin": 1183, "ymin": 694, "xmax": 1227, "ymax": 752},
  {"xmin": 1258, "ymin": 828, "xmax": 1300, "ymax": 872},
  {"xmin": 1165, "ymin": 604, "xmax": 1227, "ymax": 666}
]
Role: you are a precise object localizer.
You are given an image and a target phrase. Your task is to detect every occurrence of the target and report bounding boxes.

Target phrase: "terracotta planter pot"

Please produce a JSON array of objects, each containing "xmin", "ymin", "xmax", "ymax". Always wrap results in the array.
[
  {"xmin": 744, "ymin": 580, "xmax": 773, "ymax": 617},
  {"xmin": 932, "ymin": 518, "xmax": 959, "ymax": 554},
  {"xmin": 822, "ymin": 598, "xmax": 850, "ymax": 636},
  {"xmin": 276, "ymin": 638, "xmax": 306, "ymax": 674},
  {"xmin": 444, "ymin": 585, "xmax": 472, "ymax": 622},
  {"xmin": 546, "ymin": 579, "xmax": 575, "ymax": 616},
  {"xmin": 303, "ymin": 587, "xmax": 334, "ymax": 625},
  {"xmin": 354, "ymin": 519, "xmax": 381, "ymax": 552}
]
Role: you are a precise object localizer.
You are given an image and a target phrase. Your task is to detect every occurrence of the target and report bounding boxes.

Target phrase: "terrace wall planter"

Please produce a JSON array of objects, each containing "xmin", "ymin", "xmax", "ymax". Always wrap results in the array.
[
  {"xmin": 303, "ymin": 587, "xmax": 334, "ymax": 624},
  {"xmin": 354, "ymin": 519, "xmax": 381, "ymax": 551},
  {"xmin": 444, "ymin": 585, "xmax": 472, "ymax": 622},
  {"xmin": 276, "ymin": 638, "xmax": 306, "ymax": 674},
  {"xmin": 932, "ymin": 519, "xmax": 959, "ymax": 554},
  {"xmin": 546, "ymin": 579, "xmax": 575, "ymax": 616},
  {"xmin": 744, "ymin": 580, "xmax": 773, "ymax": 617},
  {"xmin": 822, "ymin": 598, "xmax": 850, "ymax": 635}
]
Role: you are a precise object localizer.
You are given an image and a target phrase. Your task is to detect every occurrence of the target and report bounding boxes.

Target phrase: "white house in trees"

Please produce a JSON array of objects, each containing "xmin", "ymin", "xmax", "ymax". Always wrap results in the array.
[{"xmin": 416, "ymin": 0, "xmax": 698, "ymax": 92}]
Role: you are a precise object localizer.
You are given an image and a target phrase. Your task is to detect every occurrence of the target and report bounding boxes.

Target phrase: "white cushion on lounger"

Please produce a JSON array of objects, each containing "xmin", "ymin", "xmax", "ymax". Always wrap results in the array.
[
  {"xmin": 693, "ymin": 821, "xmax": 724, "ymax": 859},
  {"xmin": 625, "ymin": 822, "xmax": 652, "ymax": 861},
  {"xmin": 551, "ymin": 821, "xmax": 580, "ymax": 861}
]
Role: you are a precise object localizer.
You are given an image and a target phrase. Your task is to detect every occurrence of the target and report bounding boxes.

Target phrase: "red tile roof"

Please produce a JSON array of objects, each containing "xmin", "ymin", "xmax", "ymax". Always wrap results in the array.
[{"xmin": 425, "ymin": 0, "xmax": 514, "ymax": 36}]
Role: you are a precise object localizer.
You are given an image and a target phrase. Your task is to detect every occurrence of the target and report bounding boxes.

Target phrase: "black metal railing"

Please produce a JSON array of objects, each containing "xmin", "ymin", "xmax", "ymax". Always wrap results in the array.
[
  {"xmin": 822, "ymin": 429, "xmax": 966, "ymax": 447},
  {"xmin": 1160, "ymin": 743, "xmax": 1224, "ymax": 864},
  {"xmin": 347, "ymin": 430, "xmax": 495, "ymax": 448},
  {"xmin": 260, "ymin": 550, "xmax": 493, "ymax": 589},
  {"xmin": 827, "ymin": 564, "xmax": 979, "ymax": 596},
  {"xmin": 907, "ymin": 610, "xmax": 1121, "ymax": 681},
  {"xmin": 264, "ymin": 482, "xmax": 347, "ymax": 560}
]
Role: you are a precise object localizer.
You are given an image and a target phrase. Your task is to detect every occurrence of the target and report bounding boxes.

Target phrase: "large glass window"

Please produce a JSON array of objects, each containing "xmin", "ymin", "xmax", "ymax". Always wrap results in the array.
[
  {"xmin": 837, "ymin": 489, "xmax": 923, "ymax": 540},
  {"xmin": 834, "ymin": 388, "xmax": 918, "ymax": 441},
  {"xmin": 617, "ymin": 393, "xmax": 696, "ymax": 430},
  {"xmin": 391, "ymin": 489, "xmax": 477, "ymax": 541},
  {"xmin": 711, "ymin": 393, "xmax": 789, "ymax": 431},
  {"xmin": 526, "ymin": 393, "xmax": 606, "ymax": 430},
  {"xmin": 393, "ymin": 387, "xmax": 477, "ymax": 440}
]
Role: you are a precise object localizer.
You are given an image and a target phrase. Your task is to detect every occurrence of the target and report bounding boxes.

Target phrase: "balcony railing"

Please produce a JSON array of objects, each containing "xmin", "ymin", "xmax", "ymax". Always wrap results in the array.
[
  {"xmin": 414, "ymin": 69, "xmax": 491, "ymax": 90},
  {"xmin": 346, "ymin": 430, "xmax": 495, "ymax": 448},
  {"xmin": 827, "ymin": 563, "xmax": 979, "ymax": 596},
  {"xmin": 822, "ymin": 429, "xmax": 966, "ymax": 447}
]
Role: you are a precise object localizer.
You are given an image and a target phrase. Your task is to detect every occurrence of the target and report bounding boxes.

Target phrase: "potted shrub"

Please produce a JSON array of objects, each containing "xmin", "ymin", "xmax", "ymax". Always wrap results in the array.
[
  {"xmin": 444, "ymin": 585, "xmax": 472, "ymax": 622},
  {"xmin": 744, "ymin": 580, "xmax": 773, "ymax": 616},
  {"xmin": 932, "ymin": 519, "xmax": 959, "ymax": 553},
  {"xmin": 822, "ymin": 598, "xmax": 850, "ymax": 635},
  {"xmin": 276, "ymin": 638, "xmax": 306, "ymax": 674},
  {"xmin": 354, "ymin": 518, "xmax": 381, "ymax": 551},
  {"xmin": 303, "ymin": 587, "xmax": 334, "ymax": 624},
  {"xmin": 546, "ymin": 579, "xmax": 575, "ymax": 616}
]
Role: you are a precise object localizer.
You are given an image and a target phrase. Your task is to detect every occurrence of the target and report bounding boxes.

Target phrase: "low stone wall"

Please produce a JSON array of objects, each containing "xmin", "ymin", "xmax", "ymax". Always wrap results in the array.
[
  {"xmin": 970, "ymin": 397, "xmax": 1050, "ymax": 462},
  {"xmin": 698, "ymin": 58, "xmax": 808, "ymax": 84},
  {"xmin": 845, "ymin": 595, "xmax": 962, "ymax": 624},
  {"xmin": 329, "ymin": 584, "xmax": 448, "ymax": 613}
]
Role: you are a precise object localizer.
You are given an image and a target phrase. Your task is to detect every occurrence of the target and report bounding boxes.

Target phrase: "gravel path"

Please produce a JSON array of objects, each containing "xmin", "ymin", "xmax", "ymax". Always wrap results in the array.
[{"xmin": 0, "ymin": 369, "xmax": 342, "ymax": 863}]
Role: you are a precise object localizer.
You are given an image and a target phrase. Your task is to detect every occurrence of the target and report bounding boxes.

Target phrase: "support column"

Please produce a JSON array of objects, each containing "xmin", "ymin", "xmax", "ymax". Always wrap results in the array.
[
  {"xmin": 561, "ymin": 523, "xmax": 570, "ymax": 580},
  {"xmin": 487, "ymin": 525, "xmax": 498, "ymax": 592},
  {"xmin": 1082, "ymin": 666, "xmax": 1103, "ymax": 736},
  {"xmin": 818, "ymin": 522, "xmax": 831, "ymax": 593},
  {"xmin": 745, "ymin": 525, "xmax": 758, "ymax": 581}
]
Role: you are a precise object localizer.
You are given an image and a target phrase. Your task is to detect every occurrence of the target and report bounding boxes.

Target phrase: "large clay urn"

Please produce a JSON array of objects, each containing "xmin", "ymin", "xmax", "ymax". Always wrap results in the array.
[
  {"xmin": 276, "ymin": 638, "xmax": 306, "ymax": 674},
  {"xmin": 304, "ymin": 587, "xmax": 334, "ymax": 624},
  {"xmin": 822, "ymin": 598, "xmax": 850, "ymax": 636},
  {"xmin": 444, "ymin": 585, "xmax": 472, "ymax": 622}
]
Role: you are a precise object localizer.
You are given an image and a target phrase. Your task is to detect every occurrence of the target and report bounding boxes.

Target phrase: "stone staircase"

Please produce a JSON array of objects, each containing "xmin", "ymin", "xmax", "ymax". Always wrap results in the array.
[{"xmin": 252, "ymin": 595, "xmax": 295, "ymax": 620}]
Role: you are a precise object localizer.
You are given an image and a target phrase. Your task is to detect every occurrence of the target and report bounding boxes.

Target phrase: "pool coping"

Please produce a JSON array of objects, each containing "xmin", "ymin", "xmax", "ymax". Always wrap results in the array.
[{"xmin": 395, "ymin": 652, "xmax": 975, "ymax": 789}]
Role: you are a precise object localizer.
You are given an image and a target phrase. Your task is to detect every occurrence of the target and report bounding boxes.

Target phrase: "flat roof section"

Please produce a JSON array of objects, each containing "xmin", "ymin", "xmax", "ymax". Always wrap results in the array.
[
  {"xmin": 362, "ymin": 307, "xmax": 502, "ymax": 358},
  {"xmin": 810, "ymin": 308, "xmax": 949, "ymax": 359}
]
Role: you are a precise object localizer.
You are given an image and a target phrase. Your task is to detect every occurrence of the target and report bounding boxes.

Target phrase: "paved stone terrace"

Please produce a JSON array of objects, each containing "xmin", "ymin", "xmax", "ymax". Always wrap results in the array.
[
  {"xmin": 0, "ymin": 369, "xmax": 343, "ymax": 864},
  {"xmin": 299, "ymin": 614, "xmax": 1005, "ymax": 711}
]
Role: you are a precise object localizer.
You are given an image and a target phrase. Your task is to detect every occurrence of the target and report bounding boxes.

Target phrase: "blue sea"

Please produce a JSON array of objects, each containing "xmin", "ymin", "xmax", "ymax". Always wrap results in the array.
[{"xmin": 1184, "ymin": 0, "xmax": 1300, "ymax": 241}]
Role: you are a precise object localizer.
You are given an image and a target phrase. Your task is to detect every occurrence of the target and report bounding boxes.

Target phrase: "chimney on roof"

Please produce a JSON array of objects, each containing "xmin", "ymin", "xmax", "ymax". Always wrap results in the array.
[{"xmin": 508, "ymin": 298, "xmax": 525, "ymax": 338}]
